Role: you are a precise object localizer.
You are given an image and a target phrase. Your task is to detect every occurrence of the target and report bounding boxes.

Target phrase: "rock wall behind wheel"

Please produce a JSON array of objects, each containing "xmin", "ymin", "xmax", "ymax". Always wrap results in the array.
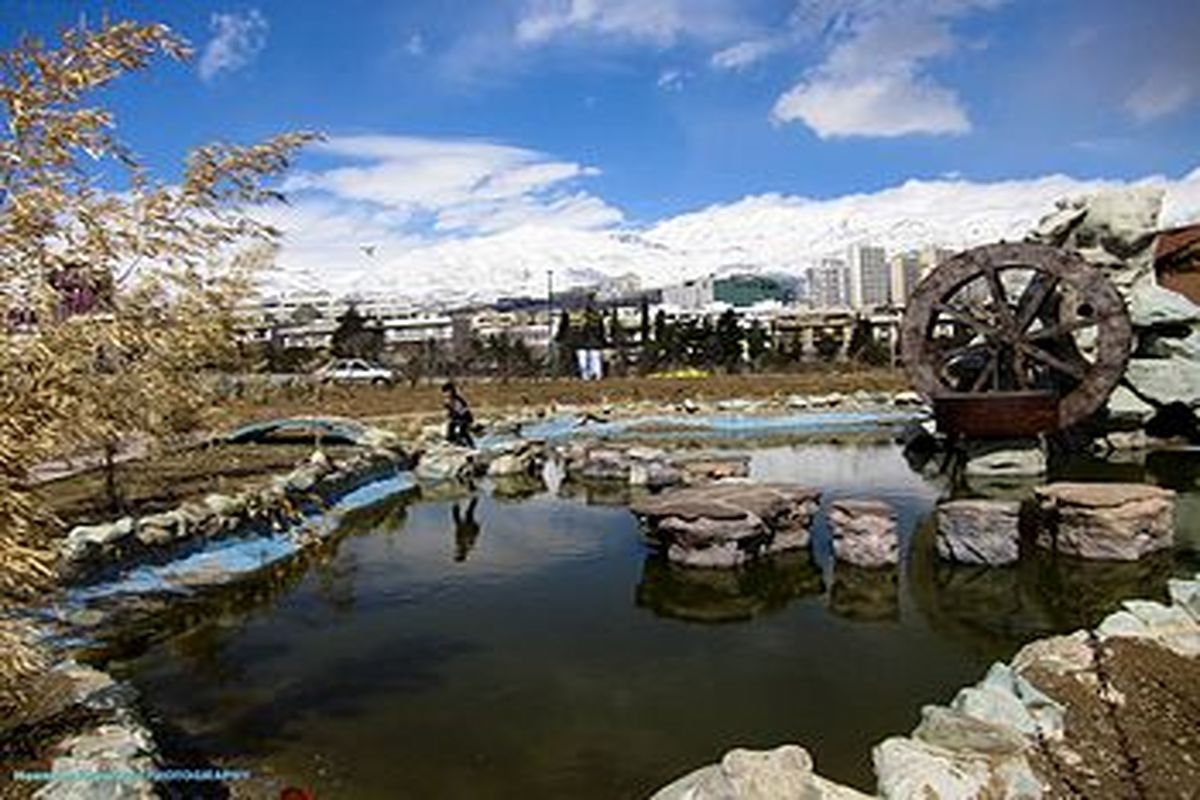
[{"xmin": 1028, "ymin": 188, "xmax": 1200, "ymax": 436}]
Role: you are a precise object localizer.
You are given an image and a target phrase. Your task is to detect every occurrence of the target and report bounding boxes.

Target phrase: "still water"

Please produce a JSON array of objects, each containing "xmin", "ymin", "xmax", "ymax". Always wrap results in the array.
[{"xmin": 100, "ymin": 441, "xmax": 1199, "ymax": 799}]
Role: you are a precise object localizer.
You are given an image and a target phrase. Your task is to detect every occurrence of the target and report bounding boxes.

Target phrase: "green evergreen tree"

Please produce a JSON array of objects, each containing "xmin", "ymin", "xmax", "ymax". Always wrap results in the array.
[
  {"xmin": 331, "ymin": 304, "xmax": 385, "ymax": 361},
  {"xmin": 715, "ymin": 308, "xmax": 743, "ymax": 372}
]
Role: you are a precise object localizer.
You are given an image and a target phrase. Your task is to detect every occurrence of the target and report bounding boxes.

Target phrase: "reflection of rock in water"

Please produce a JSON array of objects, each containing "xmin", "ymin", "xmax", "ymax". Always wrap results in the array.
[
  {"xmin": 490, "ymin": 473, "xmax": 545, "ymax": 502},
  {"xmin": 559, "ymin": 479, "xmax": 639, "ymax": 507},
  {"xmin": 828, "ymin": 565, "xmax": 899, "ymax": 621},
  {"xmin": 635, "ymin": 551, "xmax": 823, "ymax": 623},
  {"xmin": 909, "ymin": 512, "xmax": 1178, "ymax": 658}
]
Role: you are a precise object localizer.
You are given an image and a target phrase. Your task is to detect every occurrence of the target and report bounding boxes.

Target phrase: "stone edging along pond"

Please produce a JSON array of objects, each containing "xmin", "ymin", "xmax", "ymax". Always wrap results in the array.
[{"xmin": 11, "ymin": 428, "xmax": 416, "ymax": 799}]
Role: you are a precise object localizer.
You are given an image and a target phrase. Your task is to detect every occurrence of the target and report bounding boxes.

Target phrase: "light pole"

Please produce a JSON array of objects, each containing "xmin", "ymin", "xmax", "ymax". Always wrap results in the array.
[{"xmin": 546, "ymin": 269, "xmax": 555, "ymax": 378}]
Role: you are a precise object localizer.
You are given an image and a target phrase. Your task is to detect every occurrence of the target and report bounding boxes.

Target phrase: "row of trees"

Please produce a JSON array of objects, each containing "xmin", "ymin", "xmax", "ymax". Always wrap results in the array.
[{"xmin": 0, "ymin": 19, "xmax": 316, "ymax": 707}]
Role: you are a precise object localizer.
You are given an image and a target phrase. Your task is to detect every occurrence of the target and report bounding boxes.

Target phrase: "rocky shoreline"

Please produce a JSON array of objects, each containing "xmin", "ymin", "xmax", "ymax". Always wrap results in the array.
[{"xmin": 651, "ymin": 573, "xmax": 1200, "ymax": 799}]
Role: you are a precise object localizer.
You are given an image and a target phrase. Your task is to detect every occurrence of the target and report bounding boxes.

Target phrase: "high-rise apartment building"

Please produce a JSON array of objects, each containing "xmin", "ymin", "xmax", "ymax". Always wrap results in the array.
[
  {"xmin": 805, "ymin": 258, "xmax": 849, "ymax": 308},
  {"xmin": 847, "ymin": 243, "xmax": 890, "ymax": 308},
  {"xmin": 889, "ymin": 250, "xmax": 923, "ymax": 306}
]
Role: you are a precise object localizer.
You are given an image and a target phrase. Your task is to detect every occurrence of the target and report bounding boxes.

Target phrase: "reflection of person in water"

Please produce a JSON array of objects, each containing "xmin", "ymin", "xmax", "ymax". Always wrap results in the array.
[{"xmin": 452, "ymin": 497, "xmax": 481, "ymax": 562}]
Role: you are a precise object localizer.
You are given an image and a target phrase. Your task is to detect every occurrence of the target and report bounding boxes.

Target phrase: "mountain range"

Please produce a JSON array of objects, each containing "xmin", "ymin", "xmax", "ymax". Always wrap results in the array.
[{"xmin": 263, "ymin": 168, "xmax": 1200, "ymax": 307}]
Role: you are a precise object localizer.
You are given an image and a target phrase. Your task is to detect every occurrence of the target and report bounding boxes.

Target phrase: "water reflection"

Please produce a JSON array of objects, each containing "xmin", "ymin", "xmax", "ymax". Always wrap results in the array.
[
  {"xmin": 908, "ymin": 514, "xmax": 1178, "ymax": 658},
  {"xmin": 452, "ymin": 498, "xmax": 482, "ymax": 562},
  {"xmin": 490, "ymin": 474, "xmax": 544, "ymax": 502},
  {"xmin": 828, "ymin": 565, "xmax": 900, "ymax": 622},
  {"xmin": 635, "ymin": 551, "xmax": 823, "ymax": 623}
]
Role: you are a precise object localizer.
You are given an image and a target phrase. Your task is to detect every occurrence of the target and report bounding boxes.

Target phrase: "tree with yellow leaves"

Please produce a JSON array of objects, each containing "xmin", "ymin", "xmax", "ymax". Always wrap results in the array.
[{"xmin": 0, "ymin": 18, "xmax": 316, "ymax": 709}]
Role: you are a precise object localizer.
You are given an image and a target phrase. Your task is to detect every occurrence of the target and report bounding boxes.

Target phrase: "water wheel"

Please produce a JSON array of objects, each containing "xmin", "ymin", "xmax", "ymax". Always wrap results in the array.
[{"xmin": 901, "ymin": 242, "xmax": 1132, "ymax": 435}]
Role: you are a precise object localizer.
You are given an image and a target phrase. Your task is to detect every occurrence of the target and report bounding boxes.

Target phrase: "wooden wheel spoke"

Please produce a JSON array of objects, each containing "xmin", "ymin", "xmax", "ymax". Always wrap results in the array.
[
  {"xmin": 984, "ymin": 268, "xmax": 1018, "ymax": 332},
  {"xmin": 933, "ymin": 302, "xmax": 1002, "ymax": 339},
  {"xmin": 936, "ymin": 341, "xmax": 988, "ymax": 366},
  {"xmin": 1026, "ymin": 313, "xmax": 1106, "ymax": 342},
  {"xmin": 969, "ymin": 350, "xmax": 999, "ymax": 392},
  {"xmin": 1014, "ymin": 275, "xmax": 1059, "ymax": 333},
  {"xmin": 1016, "ymin": 342, "xmax": 1087, "ymax": 381}
]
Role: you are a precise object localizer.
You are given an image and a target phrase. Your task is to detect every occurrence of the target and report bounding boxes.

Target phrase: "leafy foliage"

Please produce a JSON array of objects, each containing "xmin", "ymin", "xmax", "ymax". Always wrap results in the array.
[{"xmin": 0, "ymin": 18, "xmax": 315, "ymax": 706}]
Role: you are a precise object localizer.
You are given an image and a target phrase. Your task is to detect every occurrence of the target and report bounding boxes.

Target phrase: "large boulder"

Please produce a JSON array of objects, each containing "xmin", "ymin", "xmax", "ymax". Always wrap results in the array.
[
  {"xmin": 631, "ymin": 484, "xmax": 820, "ymax": 569},
  {"xmin": 874, "ymin": 707, "xmax": 1042, "ymax": 800},
  {"xmin": 829, "ymin": 498, "xmax": 899, "ymax": 568},
  {"xmin": 936, "ymin": 499, "xmax": 1022, "ymax": 566},
  {"xmin": 1035, "ymin": 482, "xmax": 1176, "ymax": 560},
  {"xmin": 651, "ymin": 744, "xmax": 871, "ymax": 800},
  {"xmin": 1124, "ymin": 356, "xmax": 1200, "ymax": 408},
  {"xmin": 485, "ymin": 439, "xmax": 546, "ymax": 478}
]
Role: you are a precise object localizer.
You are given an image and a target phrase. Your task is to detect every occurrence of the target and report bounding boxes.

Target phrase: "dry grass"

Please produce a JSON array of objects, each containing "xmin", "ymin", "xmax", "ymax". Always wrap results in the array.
[
  {"xmin": 211, "ymin": 368, "xmax": 908, "ymax": 429},
  {"xmin": 33, "ymin": 442, "xmax": 361, "ymax": 529}
]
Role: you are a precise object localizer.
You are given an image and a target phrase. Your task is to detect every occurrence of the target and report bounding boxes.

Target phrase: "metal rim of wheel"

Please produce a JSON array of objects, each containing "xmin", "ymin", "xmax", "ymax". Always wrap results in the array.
[{"xmin": 900, "ymin": 241, "xmax": 1133, "ymax": 430}]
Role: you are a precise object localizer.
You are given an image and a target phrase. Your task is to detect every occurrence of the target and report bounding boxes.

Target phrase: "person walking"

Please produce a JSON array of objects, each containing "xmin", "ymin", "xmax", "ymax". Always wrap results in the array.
[{"xmin": 442, "ymin": 381, "xmax": 475, "ymax": 447}]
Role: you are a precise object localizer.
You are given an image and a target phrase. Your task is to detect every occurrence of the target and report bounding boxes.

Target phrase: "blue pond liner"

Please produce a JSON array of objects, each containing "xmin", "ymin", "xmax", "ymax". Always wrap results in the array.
[{"xmin": 67, "ymin": 472, "xmax": 416, "ymax": 604}]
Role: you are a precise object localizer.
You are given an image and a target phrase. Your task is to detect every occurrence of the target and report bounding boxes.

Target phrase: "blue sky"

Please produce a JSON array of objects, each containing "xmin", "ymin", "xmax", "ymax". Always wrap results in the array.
[{"xmin": 4, "ymin": 0, "xmax": 1199, "ymax": 236}]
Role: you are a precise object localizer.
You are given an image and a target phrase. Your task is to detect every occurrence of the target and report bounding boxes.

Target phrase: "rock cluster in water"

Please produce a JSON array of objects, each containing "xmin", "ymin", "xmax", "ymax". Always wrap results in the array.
[
  {"xmin": 630, "ymin": 483, "xmax": 820, "ymax": 568},
  {"xmin": 935, "ymin": 498, "xmax": 1022, "ymax": 565},
  {"xmin": 1034, "ymin": 482, "xmax": 1176, "ymax": 561},
  {"xmin": 829, "ymin": 499, "xmax": 899, "ymax": 568}
]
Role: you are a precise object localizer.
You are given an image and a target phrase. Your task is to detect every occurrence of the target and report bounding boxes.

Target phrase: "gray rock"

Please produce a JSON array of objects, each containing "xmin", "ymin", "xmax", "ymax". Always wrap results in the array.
[
  {"xmin": 62, "ymin": 517, "xmax": 135, "ymax": 561},
  {"xmin": 1128, "ymin": 281, "xmax": 1200, "ymax": 327},
  {"xmin": 1125, "ymin": 356, "xmax": 1200, "ymax": 407},
  {"xmin": 964, "ymin": 439, "xmax": 1047, "ymax": 478},
  {"xmin": 651, "ymin": 744, "xmax": 870, "ymax": 800},
  {"xmin": 203, "ymin": 492, "xmax": 244, "ymax": 518},
  {"xmin": 829, "ymin": 498, "xmax": 898, "ymax": 567},
  {"xmin": 952, "ymin": 663, "xmax": 1065, "ymax": 741},
  {"xmin": 1168, "ymin": 577, "xmax": 1200, "ymax": 621},
  {"xmin": 1105, "ymin": 385, "xmax": 1157, "ymax": 424},
  {"xmin": 936, "ymin": 499, "xmax": 1021, "ymax": 565},
  {"xmin": 134, "ymin": 511, "xmax": 183, "ymax": 547},
  {"xmin": 415, "ymin": 444, "xmax": 477, "ymax": 484},
  {"xmin": 873, "ymin": 732, "xmax": 1042, "ymax": 800},
  {"xmin": 486, "ymin": 441, "xmax": 544, "ymax": 478},
  {"xmin": 1035, "ymin": 482, "xmax": 1176, "ymax": 560},
  {"xmin": 1076, "ymin": 186, "xmax": 1163, "ymax": 258}
]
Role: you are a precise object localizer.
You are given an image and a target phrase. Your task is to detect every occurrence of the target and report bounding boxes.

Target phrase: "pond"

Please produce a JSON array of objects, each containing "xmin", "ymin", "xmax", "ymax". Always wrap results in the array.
[{"xmin": 88, "ymin": 433, "xmax": 1199, "ymax": 799}]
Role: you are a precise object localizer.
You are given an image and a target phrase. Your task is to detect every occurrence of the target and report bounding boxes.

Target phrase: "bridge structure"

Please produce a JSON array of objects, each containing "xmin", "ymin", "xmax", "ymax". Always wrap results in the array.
[{"xmin": 225, "ymin": 417, "xmax": 375, "ymax": 446}]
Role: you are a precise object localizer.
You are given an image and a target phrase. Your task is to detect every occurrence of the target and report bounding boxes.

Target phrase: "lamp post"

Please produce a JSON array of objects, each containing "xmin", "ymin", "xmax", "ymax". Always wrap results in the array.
[{"xmin": 546, "ymin": 269, "xmax": 555, "ymax": 377}]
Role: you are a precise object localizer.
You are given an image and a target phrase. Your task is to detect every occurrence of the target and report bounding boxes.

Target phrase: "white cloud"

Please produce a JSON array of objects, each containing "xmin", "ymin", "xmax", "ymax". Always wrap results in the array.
[
  {"xmin": 198, "ymin": 9, "xmax": 269, "ymax": 82},
  {"xmin": 1126, "ymin": 70, "xmax": 1194, "ymax": 123},
  {"xmin": 711, "ymin": 38, "xmax": 780, "ymax": 71},
  {"xmin": 283, "ymin": 134, "xmax": 622, "ymax": 236},
  {"xmin": 770, "ymin": 1, "xmax": 1001, "ymax": 138},
  {"xmin": 515, "ymin": 0, "xmax": 744, "ymax": 47},
  {"xmin": 656, "ymin": 68, "xmax": 688, "ymax": 92}
]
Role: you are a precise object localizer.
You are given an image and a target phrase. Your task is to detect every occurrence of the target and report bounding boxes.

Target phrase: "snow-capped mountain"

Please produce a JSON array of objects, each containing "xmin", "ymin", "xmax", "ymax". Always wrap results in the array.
[{"xmin": 262, "ymin": 168, "xmax": 1200, "ymax": 306}]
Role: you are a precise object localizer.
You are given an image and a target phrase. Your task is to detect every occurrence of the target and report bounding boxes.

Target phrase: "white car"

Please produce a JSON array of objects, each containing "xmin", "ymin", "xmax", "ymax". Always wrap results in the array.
[{"xmin": 315, "ymin": 358, "xmax": 395, "ymax": 386}]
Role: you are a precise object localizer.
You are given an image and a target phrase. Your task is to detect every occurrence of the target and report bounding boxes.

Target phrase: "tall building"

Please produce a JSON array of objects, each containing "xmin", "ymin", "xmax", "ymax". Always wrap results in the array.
[
  {"xmin": 847, "ymin": 243, "xmax": 890, "ymax": 308},
  {"xmin": 805, "ymin": 258, "xmax": 849, "ymax": 308},
  {"xmin": 889, "ymin": 251, "xmax": 923, "ymax": 306}
]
